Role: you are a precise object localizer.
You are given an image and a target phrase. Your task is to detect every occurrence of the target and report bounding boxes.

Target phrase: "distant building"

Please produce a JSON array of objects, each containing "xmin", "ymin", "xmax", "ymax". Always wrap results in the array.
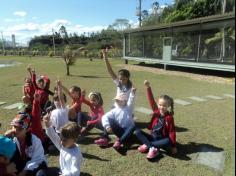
[{"xmin": 12, "ymin": 34, "xmax": 16, "ymax": 48}]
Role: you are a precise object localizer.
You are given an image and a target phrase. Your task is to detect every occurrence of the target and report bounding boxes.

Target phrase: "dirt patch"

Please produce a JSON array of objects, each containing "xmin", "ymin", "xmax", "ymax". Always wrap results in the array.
[{"xmin": 118, "ymin": 64, "xmax": 235, "ymax": 85}]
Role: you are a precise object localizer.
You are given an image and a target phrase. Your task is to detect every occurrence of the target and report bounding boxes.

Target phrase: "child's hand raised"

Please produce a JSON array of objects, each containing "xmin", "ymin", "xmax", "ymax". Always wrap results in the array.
[
  {"xmin": 131, "ymin": 86, "xmax": 137, "ymax": 95},
  {"xmin": 27, "ymin": 65, "xmax": 31, "ymax": 72},
  {"xmin": 34, "ymin": 93, "xmax": 41, "ymax": 101},
  {"xmin": 43, "ymin": 113, "xmax": 51, "ymax": 128},
  {"xmin": 144, "ymin": 80, "xmax": 150, "ymax": 87},
  {"xmin": 56, "ymin": 80, "xmax": 62, "ymax": 87}
]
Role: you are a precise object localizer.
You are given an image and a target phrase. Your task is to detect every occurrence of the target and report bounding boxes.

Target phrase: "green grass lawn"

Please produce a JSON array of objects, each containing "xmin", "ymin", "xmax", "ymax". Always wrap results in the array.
[{"xmin": 0, "ymin": 56, "xmax": 235, "ymax": 176}]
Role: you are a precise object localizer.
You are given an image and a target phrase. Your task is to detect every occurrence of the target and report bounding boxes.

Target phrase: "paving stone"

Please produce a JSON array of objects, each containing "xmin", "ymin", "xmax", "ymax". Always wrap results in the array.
[
  {"xmin": 174, "ymin": 99, "xmax": 192, "ymax": 106},
  {"xmin": 188, "ymin": 96, "xmax": 207, "ymax": 102},
  {"xmin": 135, "ymin": 107, "xmax": 153, "ymax": 114},
  {"xmin": 205, "ymin": 95, "xmax": 224, "ymax": 100},
  {"xmin": 223, "ymin": 94, "xmax": 235, "ymax": 99},
  {"xmin": 3, "ymin": 102, "xmax": 23, "ymax": 110},
  {"xmin": 196, "ymin": 146, "xmax": 225, "ymax": 172},
  {"xmin": 0, "ymin": 102, "xmax": 7, "ymax": 106}
]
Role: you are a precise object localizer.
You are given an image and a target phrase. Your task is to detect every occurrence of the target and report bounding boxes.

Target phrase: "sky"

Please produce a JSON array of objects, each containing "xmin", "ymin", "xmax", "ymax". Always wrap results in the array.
[{"xmin": 0, "ymin": 0, "xmax": 173, "ymax": 46}]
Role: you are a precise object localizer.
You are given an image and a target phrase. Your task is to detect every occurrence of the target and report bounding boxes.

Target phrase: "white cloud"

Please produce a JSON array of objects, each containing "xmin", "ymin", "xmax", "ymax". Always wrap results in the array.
[
  {"xmin": 8, "ymin": 23, "xmax": 40, "ymax": 32},
  {"xmin": 1, "ymin": 19, "xmax": 108, "ymax": 46},
  {"xmin": 13, "ymin": 11, "xmax": 27, "ymax": 17}
]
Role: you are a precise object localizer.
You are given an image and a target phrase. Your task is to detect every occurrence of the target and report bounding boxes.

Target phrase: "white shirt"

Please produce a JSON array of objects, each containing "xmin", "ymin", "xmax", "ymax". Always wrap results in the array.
[
  {"xmin": 46, "ymin": 127, "xmax": 83, "ymax": 176},
  {"xmin": 13, "ymin": 134, "xmax": 47, "ymax": 171},
  {"xmin": 113, "ymin": 79, "xmax": 132, "ymax": 109},
  {"xmin": 102, "ymin": 91, "xmax": 135, "ymax": 130},
  {"xmin": 50, "ymin": 107, "xmax": 69, "ymax": 133}
]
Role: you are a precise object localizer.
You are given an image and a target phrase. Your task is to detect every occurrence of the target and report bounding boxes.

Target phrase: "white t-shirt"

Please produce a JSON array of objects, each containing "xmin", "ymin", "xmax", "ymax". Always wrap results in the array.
[
  {"xmin": 113, "ymin": 79, "xmax": 132, "ymax": 108},
  {"xmin": 50, "ymin": 107, "xmax": 69, "ymax": 133},
  {"xmin": 46, "ymin": 127, "xmax": 83, "ymax": 176}
]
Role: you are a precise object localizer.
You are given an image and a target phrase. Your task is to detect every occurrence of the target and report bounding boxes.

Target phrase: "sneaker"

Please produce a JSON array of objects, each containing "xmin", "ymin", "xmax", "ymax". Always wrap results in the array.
[
  {"xmin": 146, "ymin": 147, "xmax": 159, "ymax": 159},
  {"xmin": 138, "ymin": 144, "xmax": 148, "ymax": 153},
  {"xmin": 94, "ymin": 138, "xmax": 109, "ymax": 146},
  {"xmin": 113, "ymin": 140, "xmax": 121, "ymax": 150}
]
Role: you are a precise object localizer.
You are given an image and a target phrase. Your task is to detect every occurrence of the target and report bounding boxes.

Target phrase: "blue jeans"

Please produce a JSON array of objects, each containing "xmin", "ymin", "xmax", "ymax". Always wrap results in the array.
[
  {"xmin": 104, "ymin": 118, "xmax": 135, "ymax": 144},
  {"xmin": 134, "ymin": 128, "xmax": 170, "ymax": 149}
]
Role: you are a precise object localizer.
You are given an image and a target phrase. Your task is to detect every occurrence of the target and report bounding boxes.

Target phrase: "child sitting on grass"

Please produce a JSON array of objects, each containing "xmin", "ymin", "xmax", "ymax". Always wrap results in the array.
[
  {"xmin": 5, "ymin": 113, "xmax": 47, "ymax": 176},
  {"xmin": 102, "ymin": 48, "xmax": 133, "ymax": 110},
  {"xmin": 0, "ymin": 135, "xmax": 17, "ymax": 176},
  {"xmin": 134, "ymin": 80, "xmax": 177, "ymax": 159},
  {"xmin": 60, "ymin": 82, "xmax": 83, "ymax": 125},
  {"xmin": 95, "ymin": 87, "xmax": 136, "ymax": 150},
  {"xmin": 80, "ymin": 91, "xmax": 104, "ymax": 136},
  {"xmin": 44, "ymin": 116, "xmax": 83, "ymax": 176},
  {"xmin": 22, "ymin": 76, "xmax": 35, "ymax": 105}
]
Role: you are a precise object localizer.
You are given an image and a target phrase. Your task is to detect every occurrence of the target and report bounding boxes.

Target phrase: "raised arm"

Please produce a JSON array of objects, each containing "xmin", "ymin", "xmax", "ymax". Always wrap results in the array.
[
  {"xmin": 81, "ymin": 90, "xmax": 93, "ymax": 108},
  {"xmin": 102, "ymin": 48, "xmax": 117, "ymax": 80},
  {"xmin": 144, "ymin": 80, "xmax": 157, "ymax": 111},
  {"xmin": 60, "ymin": 82, "xmax": 73, "ymax": 99},
  {"xmin": 56, "ymin": 80, "xmax": 66, "ymax": 108},
  {"xmin": 127, "ymin": 86, "xmax": 136, "ymax": 112},
  {"xmin": 43, "ymin": 114, "xmax": 62, "ymax": 150}
]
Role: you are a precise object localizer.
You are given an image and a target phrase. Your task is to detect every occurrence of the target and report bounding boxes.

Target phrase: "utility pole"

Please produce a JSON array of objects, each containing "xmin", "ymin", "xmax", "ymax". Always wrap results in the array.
[
  {"xmin": 136, "ymin": 0, "xmax": 142, "ymax": 27},
  {"xmin": 221, "ymin": 0, "xmax": 226, "ymax": 61},
  {"xmin": 1, "ymin": 31, "xmax": 5, "ymax": 53},
  {"xmin": 138, "ymin": 0, "xmax": 142, "ymax": 27},
  {"xmin": 52, "ymin": 28, "xmax": 56, "ymax": 56}
]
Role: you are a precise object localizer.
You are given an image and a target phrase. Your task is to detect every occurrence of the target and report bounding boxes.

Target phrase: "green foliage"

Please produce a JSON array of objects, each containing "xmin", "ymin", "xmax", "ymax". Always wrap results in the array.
[
  {"xmin": 63, "ymin": 45, "xmax": 75, "ymax": 65},
  {"xmin": 48, "ymin": 50, "xmax": 54, "ymax": 57}
]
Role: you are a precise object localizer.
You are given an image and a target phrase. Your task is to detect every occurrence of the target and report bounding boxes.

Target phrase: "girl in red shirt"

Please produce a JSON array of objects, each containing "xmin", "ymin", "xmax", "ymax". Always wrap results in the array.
[
  {"xmin": 134, "ymin": 80, "xmax": 177, "ymax": 159},
  {"xmin": 80, "ymin": 91, "xmax": 104, "ymax": 135}
]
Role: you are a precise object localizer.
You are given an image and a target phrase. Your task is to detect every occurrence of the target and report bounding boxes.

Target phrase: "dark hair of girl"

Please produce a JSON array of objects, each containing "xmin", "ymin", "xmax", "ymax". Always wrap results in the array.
[
  {"xmin": 117, "ymin": 69, "xmax": 132, "ymax": 90},
  {"xmin": 70, "ymin": 86, "xmax": 81, "ymax": 97},
  {"xmin": 118, "ymin": 69, "xmax": 130, "ymax": 78}
]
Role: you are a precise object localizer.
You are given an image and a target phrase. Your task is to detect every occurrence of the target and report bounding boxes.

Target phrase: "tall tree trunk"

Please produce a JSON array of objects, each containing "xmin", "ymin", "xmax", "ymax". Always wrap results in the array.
[{"xmin": 66, "ymin": 64, "xmax": 70, "ymax": 76}]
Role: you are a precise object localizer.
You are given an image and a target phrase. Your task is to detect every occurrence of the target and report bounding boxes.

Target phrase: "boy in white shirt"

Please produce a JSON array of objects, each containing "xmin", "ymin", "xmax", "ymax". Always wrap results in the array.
[
  {"xmin": 44, "ymin": 116, "xmax": 83, "ymax": 176},
  {"xmin": 95, "ymin": 87, "xmax": 136, "ymax": 150}
]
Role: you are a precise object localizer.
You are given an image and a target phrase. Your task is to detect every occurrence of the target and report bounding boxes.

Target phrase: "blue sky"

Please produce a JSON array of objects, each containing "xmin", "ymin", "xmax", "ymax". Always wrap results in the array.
[{"xmin": 0, "ymin": 0, "xmax": 173, "ymax": 46}]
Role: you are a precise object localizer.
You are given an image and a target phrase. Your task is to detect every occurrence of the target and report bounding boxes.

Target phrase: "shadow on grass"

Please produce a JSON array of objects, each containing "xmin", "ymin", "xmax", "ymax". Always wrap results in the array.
[
  {"xmin": 82, "ymin": 152, "xmax": 110, "ymax": 162},
  {"xmin": 46, "ymin": 167, "xmax": 92, "ymax": 176},
  {"xmin": 175, "ymin": 126, "xmax": 188, "ymax": 132},
  {"xmin": 162, "ymin": 142, "xmax": 224, "ymax": 161},
  {"xmin": 70, "ymin": 74, "xmax": 109, "ymax": 79},
  {"xmin": 77, "ymin": 136, "xmax": 95, "ymax": 145},
  {"xmin": 81, "ymin": 172, "xmax": 93, "ymax": 176}
]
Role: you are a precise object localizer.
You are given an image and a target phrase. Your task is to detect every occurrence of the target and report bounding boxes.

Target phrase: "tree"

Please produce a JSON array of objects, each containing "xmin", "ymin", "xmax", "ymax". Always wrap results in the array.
[
  {"xmin": 59, "ymin": 25, "xmax": 69, "ymax": 44},
  {"xmin": 63, "ymin": 45, "xmax": 76, "ymax": 76},
  {"xmin": 142, "ymin": 10, "xmax": 149, "ymax": 20},
  {"xmin": 112, "ymin": 19, "xmax": 131, "ymax": 31},
  {"xmin": 151, "ymin": 1, "xmax": 159, "ymax": 16}
]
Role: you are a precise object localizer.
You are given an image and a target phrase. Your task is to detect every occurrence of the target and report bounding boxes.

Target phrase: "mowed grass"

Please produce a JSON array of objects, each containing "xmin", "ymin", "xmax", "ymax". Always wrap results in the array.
[{"xmin": 0, "ymin": 56, "xmax": 235, "ymax": 176}]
